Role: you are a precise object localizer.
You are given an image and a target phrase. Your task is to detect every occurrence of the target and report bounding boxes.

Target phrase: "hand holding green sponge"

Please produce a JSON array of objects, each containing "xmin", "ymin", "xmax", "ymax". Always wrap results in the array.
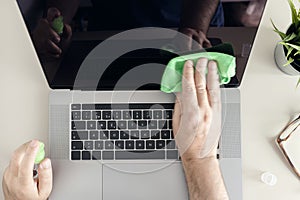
[{"xmin": 160, "ymin": 43, "xmax": 236, "ymax": 93}]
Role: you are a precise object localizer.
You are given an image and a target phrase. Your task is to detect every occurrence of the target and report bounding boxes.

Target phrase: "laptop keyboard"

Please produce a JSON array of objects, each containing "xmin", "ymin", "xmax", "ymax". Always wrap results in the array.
[{"xmin": 70, "ymin": 103, "xmax": 179, "ymax": 160}]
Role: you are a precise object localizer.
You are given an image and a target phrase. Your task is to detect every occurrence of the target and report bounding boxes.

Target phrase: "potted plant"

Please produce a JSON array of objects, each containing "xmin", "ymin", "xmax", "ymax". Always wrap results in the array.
[{"xmin": 272, "ymin": 0, "xmax": 300, "ymax": 86}]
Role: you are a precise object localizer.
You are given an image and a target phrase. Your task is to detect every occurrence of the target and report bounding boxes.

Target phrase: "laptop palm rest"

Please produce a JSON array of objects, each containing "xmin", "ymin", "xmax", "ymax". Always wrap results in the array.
[{"xmin": 103, "ymin": 162, "xmax": 188, "ymax": 200}]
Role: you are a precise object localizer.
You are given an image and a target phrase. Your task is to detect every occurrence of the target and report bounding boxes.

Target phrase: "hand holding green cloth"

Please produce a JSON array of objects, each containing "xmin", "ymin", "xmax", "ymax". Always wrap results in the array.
[{"xmin": 160, "ymin": 51, "xmax": 236, "ymax": 93}]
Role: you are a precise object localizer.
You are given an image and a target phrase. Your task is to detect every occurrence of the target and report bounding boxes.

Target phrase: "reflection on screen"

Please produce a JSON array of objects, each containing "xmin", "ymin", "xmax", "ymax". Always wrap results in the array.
[{"xmin": 17, "ymin": 0, "xmax": 267, "ymax": 90}]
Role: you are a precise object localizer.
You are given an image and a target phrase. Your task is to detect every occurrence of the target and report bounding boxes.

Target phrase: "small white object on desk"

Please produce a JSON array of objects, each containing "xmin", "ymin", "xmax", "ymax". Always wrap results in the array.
[{"xmin": 261, "ymin": 172, "xmax": 277, "ymax": 186}]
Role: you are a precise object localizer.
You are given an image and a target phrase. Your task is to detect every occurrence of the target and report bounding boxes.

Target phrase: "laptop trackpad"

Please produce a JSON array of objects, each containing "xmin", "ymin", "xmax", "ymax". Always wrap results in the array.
[
  {"xmin": 103, "ymin": 162, "xmax": 188, "ymax": 200},
  {"xmin": 50, "ymin": 160, "xmax": 102, "ymax": 199}
]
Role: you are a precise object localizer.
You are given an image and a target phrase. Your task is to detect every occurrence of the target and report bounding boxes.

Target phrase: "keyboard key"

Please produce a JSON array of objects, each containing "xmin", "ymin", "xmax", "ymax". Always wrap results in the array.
[
  {"xmin": 166, "ymin": 140, "xmax": 176, "ymax": 149},
  {"xmin": 128, "ymin": 121, "xmax": 137, "ymax": 129},
  {"xmin": 72, "ymin": 111, "xmax": 81, "ymax": 120},
  {"xmin": 71, "ymin": 151, "xmax": 80, "ymax": 160},
  {"xmin": 72, "ymin": 131, "xmax": 88, "ymax": 140},
  {"xmin": 72, "ymin": 121, "xmax": 85, "ymax": 130},
  {"xmin": 158, "ymin": 120, "xmax": 168, "ymax": 129},
  {"xmin": 122, "ymin": 110, "xmax": 132, "ymax": 119},
  {"xmin": 146, "ymin": 140, "xmax": 155, "ymax": 149},
  {"xmin": 130, "ymin": 130, "xmax": 139, "ymax": 139},
  {"xmin": 169, "ymin": 120, "xmax": 172, "ymax": 129},
  {"xmin": 92, "ymin": 111, "xmax": 101, "ymax": 120},
  {"xmin": 133, "ymin": 111, "xmax": 142, "ymax": 119},
  {"xmin": 156, "ymin": 140, "xmax": 165, "ymax": 149},
  {"xmin": 115, "ymin": 150, "xmax": 165, "ymax": 159},
  {"xmin": 89, "ymin": 131, "xmax": 98, "ymax": 140},
  {"xmin": 99, "ymin": 131, "xmax": 109, "ymax": 139},
  {"xmin": 120, "ymin": 131, "xmax": 130, "ymax": 139},
  {"xmin": 87, "ymin": 121, "xmax": 96, "ymax": 130},
  {"xmin": 161, "ymin": 130, "xmax": 171, "ymax": 139},
  {"xmin": 115, "ymin": 141, "xmax": 124, "ymax": 149},
  {"xmin": 151, "ymin": 130, "xmax": 160, "ymax": 139},
  {"xmin": 136, "ymin": 140, "xmax": 145, "ymax": 149},
  {"xmin": 92, "ymin": 151, "xmax": 102, "ymax": 160},
  {"xmin": 105, "ymin": 141, "xmax": 114, "ymax": 149},
  {"xmin": 102, "ymin": 111, "xmax": 111, "ymax": 119},
  {"xmin": 71, "ymin": 104, "xmax": 81, "ymax": 110},
  {"xmin": 117, "ymin": 121, "xmax": 127, "ymax": 129},
  {"xmin": 110, "ymin": 131, "xmax": 119, "ymax": 139},
  {"xmin": 97, "ymin": 121, "xmax": 106, "ymax": 130},
  {"xmin": 102, "ymin": 151, "xmax": 114, "ymax": 159},
  {"xmin": 82, "ymin": 151, "xmax": 91, "ymax": 160},
  {"xmin": 138, "ymin": 121, "xmax": 147, "ymax": 129},
  {"xmin": 125, "ymin": 141, "xmax": 134, "ymax": 149},
  {"xmin": 84, "ymin": 141, "xmax": 93, "ymax": 150},
  {"xmin": 167, "ymin": 150, "xmax": 178, "ymax": 159},
  {"xmin": 148, "ymin": 121, "xmax": 157, "ymax": 129},
  {"xmin": 143, "ymin": 110, "xmax": 152, "ymax": 119},
  {"xmin": 141, "ymin": 130, "xmax": 150, "ymax": 139},
  {"xmin": 72, "ymin": 141, "xmax": 83, "ymax": 150},
  {"xmin": 164, "ymin": 110, "xmax": 173, "ymax": 119},
  {"xmin": 82, "ymin": 111, "xmax": 91, "ymax": 120},
  {"xmin": 95, "ymin": 141, "xmax": 104, "ymax": 149},
  {"xmin": 108, "ymin": 121, "xmax": 117, "ymax": 129},
  {"xmin": 153, "ymin": 110, "xmax": 162, "ymax": 119},
  {"xmin": 112, "ymin": 111, "xmax": 121, "ymax": 119}
]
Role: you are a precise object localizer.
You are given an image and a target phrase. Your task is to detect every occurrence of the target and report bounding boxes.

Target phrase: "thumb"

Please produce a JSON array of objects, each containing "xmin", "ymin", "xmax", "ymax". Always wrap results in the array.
[
  {"xmin": 47, "ymin": 7, "xmax": 61, "ymax": 22},
  {"xmin": 38, "ymin": 158, "xmax": 53, "ymax": 199}
]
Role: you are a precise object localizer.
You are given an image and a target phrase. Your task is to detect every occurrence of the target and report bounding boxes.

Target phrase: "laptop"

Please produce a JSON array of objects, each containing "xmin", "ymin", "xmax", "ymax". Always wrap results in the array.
[{"xmin": 16, "ymin": 1, "xmax": 267, "ymax": 199}]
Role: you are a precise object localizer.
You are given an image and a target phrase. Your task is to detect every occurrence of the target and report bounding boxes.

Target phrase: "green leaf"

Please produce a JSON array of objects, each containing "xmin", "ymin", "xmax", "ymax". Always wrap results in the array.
[
  {"xmin": 287, "ymin": 46, "xmax": 294, "ymax": 57},
  {"xmin": 283, "ymin": 42, "xmax": 300, "ymax": 51},
  {"xmin": 284, "ymin": 57, "xmax": 295, "ymax": 66},
  {"xmin": 271, "ymin": 19, "xmax": 286, "ymax": 39},
  {"xmin": 283, "ymin": 33, "xmax": 297, "ymax": 41},
  {"xmin": 288, "ymin": 0, "xmax": 299, "ymax": 26},
  {"xmin": 293, "ymin": 50, "xmax": 300, "ymax": 56}
]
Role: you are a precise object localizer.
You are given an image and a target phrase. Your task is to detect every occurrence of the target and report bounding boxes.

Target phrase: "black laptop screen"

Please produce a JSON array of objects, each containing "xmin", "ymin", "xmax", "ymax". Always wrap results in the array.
[{"xmin": 17, "ymin": 0, "xmax": 267, "ymax": 90}]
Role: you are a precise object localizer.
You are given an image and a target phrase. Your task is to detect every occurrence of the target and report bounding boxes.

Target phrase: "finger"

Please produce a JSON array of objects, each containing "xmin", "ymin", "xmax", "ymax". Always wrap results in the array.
[
  {"xmin": 48, "ymin": 27, "xmax": 61, "ymax": 44},
  {"xmin": 9, "ymin": 142, "xmax": 30, "ymax": 176},
  {"xmin": 38, "ymin": 158, "xmax": 53, "ymax": 199},
  {"xmin": 19, "ymin": 140, "xmax": 39, "ymax": 179},
  {"xmin": 182, "ymin": 60, "xmax": 198, "ymax": 107},
  {"xmin": 207, "ymin": 61, "xmax": 221, "ymax": 109},
  {"xmin": 46, "ymin": 40, "xmax": 62, "ymax": 55},
  {"xmin": 62, "ymin": 24, "xmax": 72, "ymax": 39},
  {"xmin": 194, "ymin": 58, "xmax": 209, "ymax": 107},
  {"xmin": 172, "ymin": 96, "xmax": 182, "ymax": 137},
  {"xmin": 47, "ymin": 7, "xmax": 61, "ymax": 22}
]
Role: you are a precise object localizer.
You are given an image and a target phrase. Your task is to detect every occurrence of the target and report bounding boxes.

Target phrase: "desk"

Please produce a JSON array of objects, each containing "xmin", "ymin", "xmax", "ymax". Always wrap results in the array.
[{"xmin": 0, "ymin": 0, "xmax": 300, "ymax": 199}]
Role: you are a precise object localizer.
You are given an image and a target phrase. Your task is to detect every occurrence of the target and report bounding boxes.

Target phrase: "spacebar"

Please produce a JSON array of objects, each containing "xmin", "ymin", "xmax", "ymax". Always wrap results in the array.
[{"xmin": 115, "ymin": 151, "xmax": 165, "ymax": 159}]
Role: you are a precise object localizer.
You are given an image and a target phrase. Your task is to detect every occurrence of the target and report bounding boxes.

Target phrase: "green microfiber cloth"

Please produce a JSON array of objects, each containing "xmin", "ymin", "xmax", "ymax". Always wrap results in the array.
[
  {"xmin": 52, "ymin": 16, "xmax": 64, "ymax": 35},
  {"xmin": 160, "ymin": 43, "xmax": 236, "ymax": 93},
  {"xmin": 34, "ymin": 142, "xmax": 45, "ymax": 164}
]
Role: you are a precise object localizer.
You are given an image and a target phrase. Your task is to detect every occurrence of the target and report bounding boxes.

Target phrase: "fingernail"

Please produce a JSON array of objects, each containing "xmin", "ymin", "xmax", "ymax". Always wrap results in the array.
[
  {"xmin": 30, "ymin": 140, "xmax": 39, "ymax": 148},
  {"xmin": 41, "ymin": 159, "xmax": 51, "ymax": 169},
  {"xmin": 186, "ymin": 60, "xmax": 193, "ymax": 67}
]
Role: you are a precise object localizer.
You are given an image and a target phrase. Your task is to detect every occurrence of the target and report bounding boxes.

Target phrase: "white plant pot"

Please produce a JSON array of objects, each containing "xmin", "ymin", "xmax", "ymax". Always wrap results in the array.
[{"xmin": 274, "ymin": 43, "xmax": 300, "ymax": 76}]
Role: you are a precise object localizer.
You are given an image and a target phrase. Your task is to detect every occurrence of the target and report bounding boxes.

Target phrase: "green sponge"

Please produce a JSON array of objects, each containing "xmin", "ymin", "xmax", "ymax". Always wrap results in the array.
[
  {"xmin": 34, "ymin": 142, "xmax": 45, "ymax": 164},
  {"xmin": 52, "ymin": 16, "xmax": 64, "ymax": 35},
  {"xmin": 160, "ymin": 51, "xmax": 236, "ymax": 93}
]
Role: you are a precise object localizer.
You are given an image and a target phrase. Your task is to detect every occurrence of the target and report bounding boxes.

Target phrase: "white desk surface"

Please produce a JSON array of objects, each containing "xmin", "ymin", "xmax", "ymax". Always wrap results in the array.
[{"xmin": 0, "ymin": 0, "xmax": 300, "ymax": 199}]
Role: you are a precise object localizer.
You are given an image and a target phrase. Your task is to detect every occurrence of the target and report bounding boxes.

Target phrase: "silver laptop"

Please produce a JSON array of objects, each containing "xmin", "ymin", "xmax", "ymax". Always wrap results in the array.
[{"xmin": 16, "ymin": 0, "xmax": 267, "ymax": 199}]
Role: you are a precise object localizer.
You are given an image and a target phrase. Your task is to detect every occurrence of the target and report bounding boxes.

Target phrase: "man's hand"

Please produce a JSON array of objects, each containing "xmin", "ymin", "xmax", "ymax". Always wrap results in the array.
[
  {"xmin": 173, "ymin": 58, "xmax": 221, "ymax": 161},
  {"xmin": 172, "ymin": 59, "xmax": 228, "ymax": 200},
  {"xmin": 32, "ymin": 7, "xmax": 72, "ymax": 59},
  {"xmin": 2, "ymin": 140, "xmax": 52, "ymax": 200},
  {"xmin": 177, "ymin": 28, "xmax": 212, "ymax": 51}
]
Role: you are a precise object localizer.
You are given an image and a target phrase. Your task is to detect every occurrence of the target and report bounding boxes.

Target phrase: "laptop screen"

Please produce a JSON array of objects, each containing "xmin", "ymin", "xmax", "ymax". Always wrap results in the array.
[{"xmin": 17, "ymin": 0, "xmax": 267, "ymax": 90}]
